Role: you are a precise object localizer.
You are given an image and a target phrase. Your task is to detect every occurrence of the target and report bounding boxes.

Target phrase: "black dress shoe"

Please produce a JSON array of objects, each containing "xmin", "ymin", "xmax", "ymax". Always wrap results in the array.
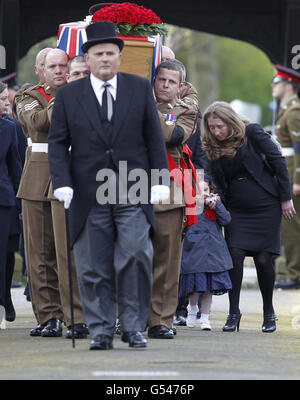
[
  {"xmin": 173, "ymin": 315, "xmax": 186, "ymax": 326},
  {"xmin": 170, "ymin": 325, "xmax": 177, "ymax": 335},
  {"xmin": 121, "ymin": 331, "xmax": 147, "ymax": 348},
  {"xmin": 5, "ymin": 298, "xmax": 16, "ymax": 322},
  {"xmin": 262, "ymin": 314, "xmax": 276, "ymax": 333},
  {"xmin": 90, "ymin": 335, "xmax": 113, "ymax": 350},
  {"xmin": 30, "ymin": 323, "xmax": 46, "ymax": 337},
  {"xmin": 148, "ymin": 325, "xmax": 174, "ymax": 339},
  {"xmin": 41, "ymin": 318, "xmax": 63, "ymax": 337},
  {"xmin": 274, "ymin": 278, "xmax": 300, "ymax": 290},
  {"xmin": 66, "ymin": 323, "xmax": 89, "ymax": 339}
]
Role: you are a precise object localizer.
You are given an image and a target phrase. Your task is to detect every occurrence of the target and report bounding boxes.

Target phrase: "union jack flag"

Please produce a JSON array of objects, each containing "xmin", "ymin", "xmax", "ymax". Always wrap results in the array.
[{"xmin": 57, "ymin": 22, "xmax": 87, "ymax": 59}]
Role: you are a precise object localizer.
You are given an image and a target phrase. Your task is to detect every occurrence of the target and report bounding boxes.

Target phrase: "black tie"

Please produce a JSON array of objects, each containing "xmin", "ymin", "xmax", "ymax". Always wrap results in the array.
[{"xmin": 101, "ymin": 82, "xmax": 113, "ymax": 121}]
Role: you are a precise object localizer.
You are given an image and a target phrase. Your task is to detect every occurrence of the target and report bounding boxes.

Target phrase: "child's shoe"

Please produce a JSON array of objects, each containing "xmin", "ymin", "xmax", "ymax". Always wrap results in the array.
[
  {"xmin": 199, "ymin": 314, "xmax": 211, "ymax": 331},
  {"xmin": 186, "ymin": 305, "xmax": 199, "ymax": 328},
  {"xmin": 200, "ymin": 320, "xmax": 212, "ymax": 331}
]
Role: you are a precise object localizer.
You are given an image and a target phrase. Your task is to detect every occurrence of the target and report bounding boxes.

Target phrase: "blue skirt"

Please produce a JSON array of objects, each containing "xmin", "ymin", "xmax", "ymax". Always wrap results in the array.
[{"xmin": 179, "ymin": 271, "xmax": 232, "ymax": 297}]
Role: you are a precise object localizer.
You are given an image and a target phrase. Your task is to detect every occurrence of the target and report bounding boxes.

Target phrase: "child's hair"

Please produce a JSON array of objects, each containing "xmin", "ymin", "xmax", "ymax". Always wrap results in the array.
[{"xmin": 204, "ymin": 174, "xmax": 214, "ymax": 192}]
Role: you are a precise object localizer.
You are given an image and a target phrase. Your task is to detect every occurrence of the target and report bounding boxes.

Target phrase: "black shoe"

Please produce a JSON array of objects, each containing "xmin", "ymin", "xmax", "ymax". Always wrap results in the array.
[
  {"xmin": 170, "ymin": 325, "xmax": 177, "ymax": 335},
  {"xmin": 66, "ymin": 323, "xmax": 89, "ymax": 339},
  {"xmin": 41, "ymin": 318, "xmax": 63, "ymax": 337},
  {"xmin": 121, "ymin": 331, "xmax": 147, "ymax": 348},
  {"xmin": 90, "ymin": 334, "xmax": 113, "ymax": 350},
  {"xmin": 262, "ymin": 314, "xmax": 276, "ymax": 333},
  {"xmin": 30, "ymin": 323, "xmax": 46, "ymax": 337},
  {"xmin": 222, "ymin": 313, "xmax": 242, "ymax": 332},
  {"xmin": 173, "ymin": 315, "xmax": 186, "ymax": 326},
  {"xmin": 148, "ymin": 325, "xmax": 174, "ymax": 339},
  {"xmin": 5, "ymin": 298, "xmax": 16, "ymax": 322},
  {"xmin": 274, "ymin": 278, "xmax": 300, "ymax": 290}
]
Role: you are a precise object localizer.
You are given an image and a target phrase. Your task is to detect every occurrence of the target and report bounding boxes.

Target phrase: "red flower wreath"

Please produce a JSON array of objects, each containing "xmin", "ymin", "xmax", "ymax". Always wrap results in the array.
[{"xmin": 92, "ymin": 2, "xmax": 168, "ymax": 37}]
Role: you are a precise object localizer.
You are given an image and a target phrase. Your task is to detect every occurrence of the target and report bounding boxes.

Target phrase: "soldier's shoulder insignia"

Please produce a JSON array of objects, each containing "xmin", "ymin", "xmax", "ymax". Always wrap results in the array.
[{"xmin": 24, "ymin": 99, "xmax": 39, "ymax": 111}]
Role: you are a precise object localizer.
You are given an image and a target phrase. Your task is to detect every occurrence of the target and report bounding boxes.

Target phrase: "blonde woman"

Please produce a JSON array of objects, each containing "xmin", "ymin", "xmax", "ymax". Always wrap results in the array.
[{"xmin": 202, "ymin": 101, "xmax": 295, "ymax": 333}]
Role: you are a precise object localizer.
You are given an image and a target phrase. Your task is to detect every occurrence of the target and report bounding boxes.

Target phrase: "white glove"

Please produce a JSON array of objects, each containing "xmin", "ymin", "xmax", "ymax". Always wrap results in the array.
[
  {"xmin": 54, "ymin": 187, "xmax": 74, "ymax": 209},
  {"xmin": 150, "ymin": 185, "xmax": 170, "ymax": 204}
]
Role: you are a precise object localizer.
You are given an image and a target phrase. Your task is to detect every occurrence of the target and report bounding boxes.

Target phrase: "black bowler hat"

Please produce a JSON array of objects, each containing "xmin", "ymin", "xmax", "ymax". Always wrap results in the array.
[{"xmin": 81, "ymin": 21, "xmax": 124, "ymax": 54}]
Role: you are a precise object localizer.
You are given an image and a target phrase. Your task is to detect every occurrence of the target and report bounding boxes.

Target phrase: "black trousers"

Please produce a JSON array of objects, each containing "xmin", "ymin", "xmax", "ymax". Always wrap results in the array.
[
  {"xmin": 0, "ymin": 206, "xmax": 13, "ymax": 306},
  {"xmin": 73, "ymin": 202, "xmax": 153, "ymax": 339}
]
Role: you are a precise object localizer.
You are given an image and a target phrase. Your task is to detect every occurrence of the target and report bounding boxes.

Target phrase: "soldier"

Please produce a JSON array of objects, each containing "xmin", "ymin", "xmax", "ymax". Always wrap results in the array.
[
  {"xmin": 16, "ymin": 48, "xmax": 87, "ymax": 338},
  {"xmin": 272, "ymin": 65, "xmax": 300, "ymax": 290},
  {"xmin": 66, "ymin": 55, "xmax": 90, "ymax": 83},
  {"xmin": 161, "ymin": 45, "xmax": 175, "ymax": 62},
  {"xmin": 35, "ymin": 48, "xmax": 53, "ymax": 85},
  {"xmin": 160, "ymin": 49, "xmax": 210, "ymax": 326},
  {"xmin": 147, "ymin": 60, "xmax": 199, "ymax": 339},
  {"xmin": 16, "ymin": 47, "xmax": 52, "ymax": 303},
  {"xmin": 47, "ymin": 54, "xmax": 90, "ymax": 339}
]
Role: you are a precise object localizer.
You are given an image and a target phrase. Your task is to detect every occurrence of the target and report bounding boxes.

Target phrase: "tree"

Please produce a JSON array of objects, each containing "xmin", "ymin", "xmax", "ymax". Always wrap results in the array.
[{"xmin": 165, "ymin": 26, "xmax": 275, "ymax": 126}]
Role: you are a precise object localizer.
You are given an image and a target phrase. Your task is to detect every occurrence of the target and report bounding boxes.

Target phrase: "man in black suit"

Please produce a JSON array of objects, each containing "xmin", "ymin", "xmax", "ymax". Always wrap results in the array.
[{"xmin": 48, "ymin": 22, "xmax": 169, "ymax": 350}]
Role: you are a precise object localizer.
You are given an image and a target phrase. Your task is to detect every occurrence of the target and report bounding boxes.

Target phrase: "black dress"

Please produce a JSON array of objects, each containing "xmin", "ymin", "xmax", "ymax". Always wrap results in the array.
[{"xmin": 220, "ymin": 151, "xmax": 282, "ymax": 255}]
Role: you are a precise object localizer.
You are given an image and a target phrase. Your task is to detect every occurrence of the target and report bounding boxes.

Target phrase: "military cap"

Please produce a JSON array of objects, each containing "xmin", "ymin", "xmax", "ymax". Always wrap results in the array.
[
  {"xmin": 272, "ymin": 64, "xmax": 300, "ymax": 84},
  {"xmin": 0, "ymin": 72, "xmax": 19, "ymax": 89}
]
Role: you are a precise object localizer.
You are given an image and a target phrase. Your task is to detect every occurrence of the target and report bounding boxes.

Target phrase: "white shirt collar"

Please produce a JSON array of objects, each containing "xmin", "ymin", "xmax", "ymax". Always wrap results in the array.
[{"xmin": 90, "ymin": 73, "xmax": 117, "ymax": 104}]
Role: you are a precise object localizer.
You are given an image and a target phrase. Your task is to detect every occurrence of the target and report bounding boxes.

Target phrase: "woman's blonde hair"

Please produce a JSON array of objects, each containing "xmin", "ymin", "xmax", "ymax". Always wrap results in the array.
[{"xmin": 201, "ymin": 101, "xmax": 249, "ymax": 161}]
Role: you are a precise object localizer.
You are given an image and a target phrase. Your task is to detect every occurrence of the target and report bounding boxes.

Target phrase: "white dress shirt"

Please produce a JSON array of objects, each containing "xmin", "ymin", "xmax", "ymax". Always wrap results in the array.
[{"xmin": 90, "ymin": 73, "xmax": 117, "ymax": 106}]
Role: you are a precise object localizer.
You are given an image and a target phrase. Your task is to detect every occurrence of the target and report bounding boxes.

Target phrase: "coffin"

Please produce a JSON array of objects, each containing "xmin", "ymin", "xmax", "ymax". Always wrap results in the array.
[{"xmin": 57, "ymin": 22, "xmax": 161, "ymax": 83}]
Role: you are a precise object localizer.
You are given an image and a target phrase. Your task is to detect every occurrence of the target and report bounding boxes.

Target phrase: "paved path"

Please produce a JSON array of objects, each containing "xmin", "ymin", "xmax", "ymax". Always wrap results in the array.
[{"xmin": 1, "ymin": 283, "xmax": 300, "ymax": 381}]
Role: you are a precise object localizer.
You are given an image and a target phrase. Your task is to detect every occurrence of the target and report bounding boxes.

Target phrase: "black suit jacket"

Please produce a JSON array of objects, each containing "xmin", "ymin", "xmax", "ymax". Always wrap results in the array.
[
  {"xmin": 4, "ymin": 115, "xmax": 27, "ymax": 167},
  {"xmin": 210, "ymin": 123, "xmax": 292, "ymax": 203},
  {"xmin": 3, "ymin": 115, "xmax": 27, "ymax": 236},
  {"xmin": 48, "ymin": 73, "xmax": 168, "ymax": 246},
  {"xmin": 0, "ymin": 118, "xmax": 22, "ymax": 207}
]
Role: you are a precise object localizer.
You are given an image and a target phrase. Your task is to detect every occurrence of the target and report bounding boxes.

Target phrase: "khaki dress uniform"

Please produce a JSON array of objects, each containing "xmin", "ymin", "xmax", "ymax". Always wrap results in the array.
[
  {"xmin": 275, "ymin": 95, "xmax": 300, "ymax": 283},
  {"xmin": 16, "ymin": 85, "xmax": 85, "ymax": 327},
  {"xmin": 148, "ymin": 97, "xmax": 198, "ymax": 330}
]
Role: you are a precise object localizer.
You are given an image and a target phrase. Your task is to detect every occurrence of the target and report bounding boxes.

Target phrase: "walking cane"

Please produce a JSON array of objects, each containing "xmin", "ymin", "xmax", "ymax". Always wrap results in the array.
[{"xmin": 65, "ymin": 208, "xmax": 76, "ymax": 348}]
